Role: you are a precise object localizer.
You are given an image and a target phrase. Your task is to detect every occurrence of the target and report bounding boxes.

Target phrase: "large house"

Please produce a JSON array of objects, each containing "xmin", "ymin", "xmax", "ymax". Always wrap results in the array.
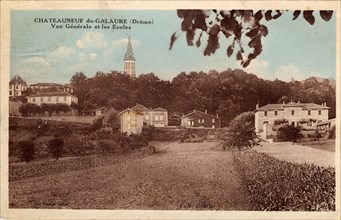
[
  {"xmin": 119, "ymin": 109, "xmax": 144, "ymax": 135},
  {"xmin": 30, "ymin": 83, "xmax": 74, "ymax": 94},
  {"xmin": 9, "ymin": 74, "xmax": 28, "ymax": 97},
  {"xmin": 255, "ymin": 101, "xmax": 329, "ymax": 133},
  {"xmin": 131, "ymin": 104, "xmax": 168, "ymax": 127},
  {"xmin": 26, "ymin": 92, "xmax": 78, "ymax": 106},
  {"xmin": 181, "ymin": 110, "xmax": 221, "ymax": 128}
]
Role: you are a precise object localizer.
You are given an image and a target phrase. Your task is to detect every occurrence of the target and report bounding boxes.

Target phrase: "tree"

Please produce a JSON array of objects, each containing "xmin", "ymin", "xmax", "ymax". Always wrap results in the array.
[
  {"xmin": 220, "ymin": 111, "xmax": 259, "ymax": 153},
  {"xmin": 18, "ymin": 140, "xmax": 35, "ymax": 163},
  {"xmin": 70, "ymin": 72, "xmax": 87, "ymax": 85},
  {"xmin": 47, "ymin": 138, "xmax": 64, "ymax": 160},
  {"xmin": 19, "ymin": 103, "xmax": 40, "ymax": 117},
  {"xmin": 170, "ymin": 10, "xmax": 333, "ymax": 67},
  {"xmin": 276, "ymin": 124, "xmax": 303, "ymax": 144},
  {"xmin": 311, "ymin": 129, "xmax": 322, "ymax": 143}
]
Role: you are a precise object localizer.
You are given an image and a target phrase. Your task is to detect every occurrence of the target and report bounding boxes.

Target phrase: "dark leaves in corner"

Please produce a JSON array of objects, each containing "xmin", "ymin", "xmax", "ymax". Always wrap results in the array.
[
  {"xmin": 320, "ymin": 11, "xmax": 333, "ymax": 21},
  {"xmin": 227, "ymin": 45, "xmax": 234, "ymax": 57},
  {"xmin": 204, "ymin": 35, "xmax": 219, "ymax": 56},
  {"xmin": 265, "ymin": 10, "xmax": 273, "ymax": 21},
  {"xmin": 169, "ymin": 32, "xmax": 178, "ymax": 50},
  {"xmin": 303, "ymin": 10, "xmax": 315, "ymax": 25},
  {"xmin": 292, "ymin": 10, "xmax": 301, "ymax": 20}
]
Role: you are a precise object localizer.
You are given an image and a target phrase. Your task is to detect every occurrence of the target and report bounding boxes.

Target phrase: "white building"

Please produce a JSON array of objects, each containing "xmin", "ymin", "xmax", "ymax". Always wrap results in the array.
[
  {"xmin": 255, "ymin": 101, "xmax": 329, "ymax": 133},
  {"xmin": 9, "ymin": 74, "xmax": 28, "ymax": 97},
  {"xmin": 26, "ymin": 92, "xmax": 78, "ymax": 106}
]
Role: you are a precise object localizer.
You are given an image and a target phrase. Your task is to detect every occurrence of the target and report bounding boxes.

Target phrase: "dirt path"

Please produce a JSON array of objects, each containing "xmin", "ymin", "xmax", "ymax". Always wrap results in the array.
[
  {"xmin": 255, "ymin": 142, "xmax": 335, "ymax": 168},
  {"xmin": 9, "ymin": 142, "xmax": 250, "ymax": 210}
]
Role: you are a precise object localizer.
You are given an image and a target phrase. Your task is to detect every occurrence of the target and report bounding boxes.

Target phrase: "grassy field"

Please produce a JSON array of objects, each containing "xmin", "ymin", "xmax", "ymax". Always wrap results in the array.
[
  {"xmin": 9, "ymin": 141, "xmax": 250, "ymax": 210},
  {"xmin": 298, "ymin": 139, "xmax": 335, "ymax": 152}
]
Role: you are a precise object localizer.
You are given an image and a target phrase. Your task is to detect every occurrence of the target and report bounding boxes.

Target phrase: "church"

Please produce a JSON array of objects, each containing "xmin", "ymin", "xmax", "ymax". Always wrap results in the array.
[{"xmin": 124, "ymin": 37, "xmax": 136, "ymax": 77}]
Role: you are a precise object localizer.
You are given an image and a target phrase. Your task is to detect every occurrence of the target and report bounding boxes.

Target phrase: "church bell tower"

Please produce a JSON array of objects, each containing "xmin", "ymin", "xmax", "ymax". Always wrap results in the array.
[{"xmin": 124, "ymin": 37, "xmax": 136, "ymax": 77}]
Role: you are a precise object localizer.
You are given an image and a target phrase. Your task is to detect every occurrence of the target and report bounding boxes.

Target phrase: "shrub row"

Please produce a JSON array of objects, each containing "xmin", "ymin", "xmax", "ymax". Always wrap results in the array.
[
  {"xmin": 142, "ymin": 126, "xmax": 216, "ymax": 142},
  {"xmin": 9, "ymin": 150, "xmax": 149, "ymax": 182},
  {"xmin": 233, "ymin": 151, "xmax": 335, "ymax": 211}
]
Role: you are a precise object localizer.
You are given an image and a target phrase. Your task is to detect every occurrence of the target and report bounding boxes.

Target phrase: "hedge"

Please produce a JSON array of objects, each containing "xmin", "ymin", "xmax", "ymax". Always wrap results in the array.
[{"xmin": 233, "ymin": 151, "xmax": 335, "ymax": 211}]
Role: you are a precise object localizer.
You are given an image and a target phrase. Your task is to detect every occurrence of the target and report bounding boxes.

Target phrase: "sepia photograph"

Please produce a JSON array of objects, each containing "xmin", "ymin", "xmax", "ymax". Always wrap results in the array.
[{"xmin": 1, "ymin": 1, "xmax": 340, "ymax": 219}]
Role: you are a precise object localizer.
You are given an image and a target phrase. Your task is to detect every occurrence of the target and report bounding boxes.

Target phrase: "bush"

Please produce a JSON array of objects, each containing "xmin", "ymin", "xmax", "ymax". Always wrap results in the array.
[
  {"xmin": 276, "ymin": 124, "xmax": 303, "ymax": 144},
  {"xmin": 47, "ymin": 138, "xmax": 64, "ymax": 160},
  {"xmin": 220, "ymin": 112, "xmax": 258, "ymax": 152},
  {"xmin": 273, "ymin": 119, "xmax": 288, "ymax": 126},
  {"xmin": 234, "ymin": 151, "xmax": 335, "ymax": 211},
  {"xmin": 18, "ymin": 140, "xmax": 35, "ymax": 163},
  {"xmin": 328, "ymin": 126, "xmax": 335, "ymax": 139}
]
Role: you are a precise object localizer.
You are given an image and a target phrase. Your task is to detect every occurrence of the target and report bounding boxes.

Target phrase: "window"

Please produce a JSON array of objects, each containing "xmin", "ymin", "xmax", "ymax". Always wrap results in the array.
[
  {"xmin": 198, "ymin": 119, "xmax": 200, "ymax": 123},
  {"xmin": 202, "ymin": 119, "xmax": 204, "ymax": 123},
  {"xmin": 155, "ymin": 115, "xmax": 159, "ymax": 121},
  {"xmin": 9, "ymin": 91, "xmax": 12, "ymax": 96},
  {"xmin": 64, "ymin": 96, "xmax": 67, "ymax": 101},
  {"xmin": 56, "ymin": 97, "xmax": 59, "ymax": 102},
  {"xmin": 291, "ymin": 110, "xmax": 294, "ymax": 115},
  {"xmin": 127, "ymin": 123, "xmax": 131, "ymax": 129},
  {"xmin": 160, "ymin": 115, "xmax": 164, "ymax": 121},
  {"xmin": 308, "ymin": 110, "xmax": 311, "ymax": 116},
  {"xmin": 146, "ymin": 115, "xmax": 149, "ymax": 120},
  {"xmin": 212, "ymin": 118, "xmax": 215, "ymax": 123},
  {"xmin": 32, "ymin": 98, "xmax": 35, "ymax": 102},
  {"xmin": 48, "ymin": 97, "xmax": 51, "ymax": 102},
  {"xmin": 188, "ymin": 121, "xmax": 191, "ymax": 126},
  {"xmin": 40, "ymin": 97, "xmax": 43, "ymax": 102},
  {"xmin": 264, "ymin": 111, "xmax": 267, "ymax": 116},
  {"xmin": 15, "ymin": 85, "xmax": 19, "ymax": 90},
  {"xmin": 318, "ymin": 110, "xmax": 321, "ymax": 115},
  {"xmin": 275, "ymin": 111, "xmax": 277, "ymax": 116}
]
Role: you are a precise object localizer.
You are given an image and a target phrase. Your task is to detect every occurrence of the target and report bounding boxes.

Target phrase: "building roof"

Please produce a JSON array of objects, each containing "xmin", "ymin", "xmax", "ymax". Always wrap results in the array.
[
  {"xmin": 9, "ymin": 74, "xmax": 27, "ymax": 85},
  {"xmin": 119, "ymin": 108, "xmax": 144, "ymax": 116},
  {"xmin": 182, "ymin": 110, "xmax": 220, "ymax": 119},
  {"xmin": 124, "ymin": 37, "xmax": 135, "ymax": 61},
  {"xmin": 257, "ymin": 102, "xmax": 330, "ymax": 111},
  {"xmin": 30, "ymin": 82, "xmax": 63, "ymax": 87},
  {"xmin": 27, "ymin": 92, "xmax": 75, "ymax": 97},
  {"xmin": 152, "ymin": 107, "xmax": 168, "ymax": 112},
  {"xmin": 131, "ymin": 103, "xmax": 149, "ymax": 112}
]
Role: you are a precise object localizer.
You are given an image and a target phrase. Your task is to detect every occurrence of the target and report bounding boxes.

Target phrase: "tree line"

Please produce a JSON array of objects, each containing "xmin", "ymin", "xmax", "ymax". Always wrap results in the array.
[{"xmin": 70, "ymin": 69, "xmax": 336, "ymax": 127}]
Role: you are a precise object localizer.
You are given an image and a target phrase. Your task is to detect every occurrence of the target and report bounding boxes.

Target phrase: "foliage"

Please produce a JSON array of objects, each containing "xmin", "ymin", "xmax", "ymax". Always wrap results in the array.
[
  {"xmin": 327, "ymin": 125, "xmax": 335, "ymax": 139},
  {"xmin": 70, "ymin": 72, "xmax": 87, "ymax": 85},
  {"xmin": 220, "ymin": 111, "xmax": 259, "ymax": 152},
  {"xmin": 47, "ymin": 138, "xmax": 64, "ymax": 160},
  {"xmin": 273, "ymin": 119, "xmax": 288, "ymax": 127},
  {"xmin": 170, "ymin": 10, "xmax": 333, "ymax": 67},
  {"xmin": 310, "ymin": 129, "xmax": 322, "ymax": 142},
  {"xmin": 276, "ymin": 124, "xmax": 303, "ymax": 144},
  {"xmin": 19, "ymin": 103, "xmax": 40, "ymax": 117},
  {"xmin": 70, "ymin": 70, "xmax": 336, "ymax": 126},
  {"xmin": 233, "ymin": 151, "xmax": 335, "ymax": 211},
  {"xmin": 18, "ymin": 140, "xmax": 35, "ymax": 163}
]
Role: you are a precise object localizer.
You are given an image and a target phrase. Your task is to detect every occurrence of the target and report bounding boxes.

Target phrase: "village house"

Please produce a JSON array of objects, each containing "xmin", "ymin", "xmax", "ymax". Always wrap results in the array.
[
  {"xmin": 255, "ymin": 101, "xmax": 329, "ymax": 134},
  {"xmin": 119, "ymin": 108, "xmax": 144, "ymax": 135},
  {"xmin": 81, "ymin": 107, "xmax": 106, "ymax": 116},
  {"xmin": 131, "ymin": 104, "xmax": 168, "ymax": 127},
  {"xmin": 26, "ymin": 92, "xmax": 78, "ymax": 106},
  {"xmin": 9, "ymin": 74, "xmax": 28, "ymax": 97},
  {"xmin": 181, "ymin": 110, "xmax": 221, "ymax": 128}
]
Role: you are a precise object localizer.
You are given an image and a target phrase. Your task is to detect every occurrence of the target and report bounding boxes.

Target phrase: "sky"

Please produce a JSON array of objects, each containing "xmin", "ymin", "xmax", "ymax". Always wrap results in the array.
[{"xmin": 10, "ymin": 10, "xmax": 336, "ymax": 85}]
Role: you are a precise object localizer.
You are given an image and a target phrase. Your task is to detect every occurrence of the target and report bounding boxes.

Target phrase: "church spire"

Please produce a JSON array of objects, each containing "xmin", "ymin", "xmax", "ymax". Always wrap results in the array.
[
  {"xmin": 124, "ymin": 36, "xmax": 136, "ymax": 77},
  {"xmin": 124, "ymin": 36, "xmax": 135, "ymax": 61}
]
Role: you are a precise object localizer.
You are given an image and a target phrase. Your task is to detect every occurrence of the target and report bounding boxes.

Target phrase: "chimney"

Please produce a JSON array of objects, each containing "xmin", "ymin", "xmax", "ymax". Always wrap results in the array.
[
  {"xmin": 205, "ymin": 109, "xmax": 207, "ymax": 114},
  {"xmin": 324, "ymin": 102, "xmax": 327, "ymax": 107},
  {"xmin": 256, "ymin": 103, "xmax": 259, "ymax": 109}
]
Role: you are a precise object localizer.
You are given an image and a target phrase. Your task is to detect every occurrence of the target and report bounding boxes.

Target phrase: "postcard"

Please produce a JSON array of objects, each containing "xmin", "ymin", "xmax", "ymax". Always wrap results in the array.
[{"xmin": 1, "ymin": 1, "xmax": 340, "ymax": 219}]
